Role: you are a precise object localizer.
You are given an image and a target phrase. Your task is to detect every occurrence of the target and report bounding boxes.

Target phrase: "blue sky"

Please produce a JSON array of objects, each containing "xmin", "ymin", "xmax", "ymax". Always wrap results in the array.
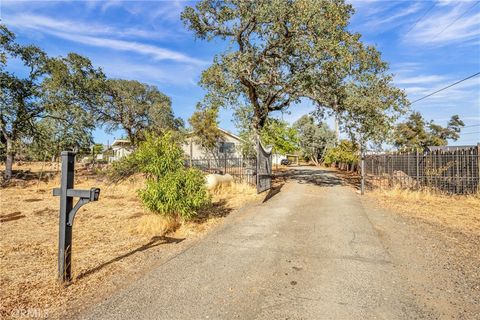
[{"xmin": 1, "ymin": 0, "xmax": 479, "ymax": 146}]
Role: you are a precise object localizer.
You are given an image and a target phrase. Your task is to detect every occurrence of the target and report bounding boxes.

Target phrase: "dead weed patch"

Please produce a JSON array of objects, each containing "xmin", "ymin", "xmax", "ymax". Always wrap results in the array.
[{"xmin": 0, "ymin": 163, "xmax": 260, "ymax": 319}]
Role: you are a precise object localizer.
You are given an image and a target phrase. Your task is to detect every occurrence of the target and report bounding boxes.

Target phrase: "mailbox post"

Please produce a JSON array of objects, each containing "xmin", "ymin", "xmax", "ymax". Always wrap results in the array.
[{"xmin": 53, "ymin": 151, "xmax": 100, "ymax": 283}]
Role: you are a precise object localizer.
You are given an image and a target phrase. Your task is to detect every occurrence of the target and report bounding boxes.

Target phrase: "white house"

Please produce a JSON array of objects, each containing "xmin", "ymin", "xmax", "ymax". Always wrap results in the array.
[
  {"xmin": 108, "ymin": 128, "xmax": 244, "ymax": 162},
  {"xmin": 110, "ymin": 139, "xmax": 133, "ymax": 162},
  {"xmin": 182, "ymin": 128, "xmax": 244, "ymax": 159}
]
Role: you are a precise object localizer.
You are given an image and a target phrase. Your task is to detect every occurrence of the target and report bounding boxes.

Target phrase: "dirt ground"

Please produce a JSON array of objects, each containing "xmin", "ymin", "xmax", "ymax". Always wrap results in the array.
[
  {"xmin": 0, "ymin": 162, "xmax": 262, "ymax": 319},
  {"xmin": 331, "ymin": 167, "xmax": 479, "ymax": 235},
  {"xmin": 362, "ymin": 191, "xmax": 480, "ymax": 318},
  {"xmin": 330, "ymin": 166, "xmax": 480, "ymax": 316}
]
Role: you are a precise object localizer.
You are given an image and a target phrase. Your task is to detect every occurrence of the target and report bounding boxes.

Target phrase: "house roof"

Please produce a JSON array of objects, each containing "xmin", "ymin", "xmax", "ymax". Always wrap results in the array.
[
  {"xmin": 218, "ymin": 128, "xmax": 243, "ymax": 142},
  {"xmin": 186, "ymin": 128, "xmax": 244, "ymax": 142},
  {"xmin": 111, "ymin": 128, "xmax": 245, "ymax": 147},
  {"xmin": 111, "ymin": 139, "xmax": 131, "ymax": 147}
]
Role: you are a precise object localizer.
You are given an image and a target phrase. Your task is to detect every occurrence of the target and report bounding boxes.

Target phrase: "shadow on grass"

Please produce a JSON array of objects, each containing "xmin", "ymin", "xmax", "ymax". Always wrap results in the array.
[
  {"xmin": 193, "ymin": 199, "xmax": 233, "ymax": 224},
  {"xmin": 1, "ymin": 169, "xmax": 58, "ymax": 183},
  {"xmin": 331, "ymin": 169, "xmax": 361, "ymax": 190},
  {"xmin": 76, "ymin": 236, "xmax": 185, "ymax": 281}
]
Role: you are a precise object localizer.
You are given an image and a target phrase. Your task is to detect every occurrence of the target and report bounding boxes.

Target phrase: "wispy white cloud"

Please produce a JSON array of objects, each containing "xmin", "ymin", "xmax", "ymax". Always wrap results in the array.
[
  {"xmin": 348, "ymin": 0, "xmax": 398, "ymax": 17},
  {"xmin": 409, "ymin": 77, "xmax": 480, "ymax": 107},
  {"xmin": 4, "ymin": 13, "xmax": 161, "ymax": 39},
  {"xmin": 3, "ymin": 13, "xmax": 205, "ymax": 65},
  {"xmin": 366, "ymin": 2, "xmax": 423, "ymax": 28},
  {"xmin": 53, "ymin": 31, "xmax": 205, "ymax": 65},
  {"xmin": 395, "ymin": 74, "xmax": 448, "ymax": 85},
  {"xmin": 148, "ymin": 0, "xmax": 186, "ymax": 22},
  {"xmin": 96, "ymin": 58, "xmax": 199, "ymax": 86},
  {"xmin": 80, "ymin": 0, "xmax": 188, "ymax": 23},
  {"xmin": 404, "ymin": 1, "xmax": 480, "ymax": 46}
]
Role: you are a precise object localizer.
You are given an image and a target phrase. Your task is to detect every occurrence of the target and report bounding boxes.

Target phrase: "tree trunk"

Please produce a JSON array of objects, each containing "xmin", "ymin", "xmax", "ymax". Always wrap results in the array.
[
  {"xmin": 125, "ymin": 129, "xmax": 136, "ymax": 146},
  {"xmin": 333, "ymin": 95, "xmax": 339, "ymax": 145},
  {"xmin": 4, "ymin": 139, "xmax": 14, "ymax": 180}
]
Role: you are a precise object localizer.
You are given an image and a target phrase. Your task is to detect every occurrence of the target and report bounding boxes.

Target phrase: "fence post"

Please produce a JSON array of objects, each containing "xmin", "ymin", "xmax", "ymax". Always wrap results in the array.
[
  {"xmin": 361, "ymin": 150, "xmax": 365, "ymax": 195},
  {"xmin": 224, "ymin": 154, "xmax": 227, "ymax": 174},
  {"xmin": 477, "ymin": 144, "xmax": 480, "ymax": 193},
  {"xmin": 416, "ymin": 150, "xmax": 420, "ymax": 189}
]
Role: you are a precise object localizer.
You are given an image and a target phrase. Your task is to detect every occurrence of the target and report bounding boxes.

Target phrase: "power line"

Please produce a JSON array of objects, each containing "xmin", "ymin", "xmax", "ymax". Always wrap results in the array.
[
  {"xmin": 404, "ymin": 2, "xmax": 436, "ymax": 36},
  {"xmin": 431, "ymin": 1, "xmax": 480, "ymax": 40},
  {"xmin": 463, "ymin": 124, "xmax": 480, "ymax": 128},
  {"xmin": 460, "ymin": 131, "xmax": 480, "ymax": 135},
  {"xmin": 410, "ymin": 72, "xmax": 480, "ymax": 104}
]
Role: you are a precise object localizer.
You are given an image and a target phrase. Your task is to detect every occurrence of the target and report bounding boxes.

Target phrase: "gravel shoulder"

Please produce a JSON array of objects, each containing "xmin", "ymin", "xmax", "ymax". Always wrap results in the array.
[{"xmin": 362, "ymin": 196, "xmax": 480, "ymax": 318}]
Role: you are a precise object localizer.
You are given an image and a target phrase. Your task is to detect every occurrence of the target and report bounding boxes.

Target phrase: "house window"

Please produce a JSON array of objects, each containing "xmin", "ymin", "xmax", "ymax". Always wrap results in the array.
[{"xmin": 219, "ymin": 142, "xmax": 235, "ymax": 154}]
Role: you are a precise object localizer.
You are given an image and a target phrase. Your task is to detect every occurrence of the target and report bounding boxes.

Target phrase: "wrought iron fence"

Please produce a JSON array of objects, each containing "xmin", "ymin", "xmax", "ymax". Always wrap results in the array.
[
  {"xmin": 186, "ymin": 156, "xmax": 257, "ymax": 186},
  {"xmin": 364, "ymin": 145, "xmax": 479, "ymax": 194}
]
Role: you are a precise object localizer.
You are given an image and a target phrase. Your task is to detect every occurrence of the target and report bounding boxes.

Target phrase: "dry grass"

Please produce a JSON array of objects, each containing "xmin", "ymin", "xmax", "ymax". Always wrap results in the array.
[
  {"xmin": 132, "ymin": 215, "xmax": 181, "ymax": 238},
  {"xmin": 210, "ymin": 182, "xmax": 261, "ymax": 207},
  {"xmin": 368, "ymin": 187, "xmax": 480, "ymax": 236},
  {"xmin": 0, "ymin": 163, "xmax": 261, "ymax": 319}
]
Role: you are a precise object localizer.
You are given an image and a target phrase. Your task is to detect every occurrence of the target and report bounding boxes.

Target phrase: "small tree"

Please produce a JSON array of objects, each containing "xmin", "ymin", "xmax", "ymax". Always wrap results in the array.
[
  {"xmin": 261, "ymin": 119, "xmax": 299, "ymax": 156},
  {"xmin": 294, "ymin": 115, "xmax": 336, "ymax": 165},
  {"xmin": 188, "ymin": 103, "xmax": 223, "ymax": 160},
  {"xmin": 324, "ymin": 140, "xmax": 359, "ymax": 168},
  {"xmin": 112, "ymin": 132, "xmax": 210, "ymax": 220},
  {"xmin": 233, "ymin": 104, "xmax": 256, "ymax": 157},
  {"xmin": 394, "ymin": 112, "xmax": 465, "ymax": 150}
]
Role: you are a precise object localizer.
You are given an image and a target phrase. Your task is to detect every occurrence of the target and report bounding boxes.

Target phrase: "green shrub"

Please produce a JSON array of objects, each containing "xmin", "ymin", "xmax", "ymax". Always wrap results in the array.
[
  {"xmin": 323, "ymin": 140, "xmax": 359, "ymax": 166},
  {"xmin": 139, "ymin": 168, "xmax": 209, "ymax": 220},
  {"xmin": 133, "ymin": 131, "xmax": 210, "ymax": 220}
]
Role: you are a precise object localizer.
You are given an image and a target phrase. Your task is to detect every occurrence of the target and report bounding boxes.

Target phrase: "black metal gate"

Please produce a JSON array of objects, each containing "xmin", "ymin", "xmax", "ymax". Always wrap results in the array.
[{"xmin": 256, "ymin": 141, "xmax": 272, "ymax": 193}]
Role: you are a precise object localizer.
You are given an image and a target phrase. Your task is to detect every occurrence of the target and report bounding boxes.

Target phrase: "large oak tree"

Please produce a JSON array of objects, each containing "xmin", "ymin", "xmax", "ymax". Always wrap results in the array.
[
  {"xmin": 182, "ymin": 0, "xmax": 407, "ymax": 142},
  {"xmin": 99, "ymin": 79, "xmax": 181, "ymax": 146},
  {"xmin": 1, "ymin": 25, "xmax": 106, "ymax": 179}
]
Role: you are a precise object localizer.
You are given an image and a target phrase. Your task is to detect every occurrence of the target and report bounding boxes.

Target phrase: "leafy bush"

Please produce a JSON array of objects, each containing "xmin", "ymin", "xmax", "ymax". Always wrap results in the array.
[
  {"xmin": 139, "ymin": 168, "xmax": 209, "ymax": 220},
  {"xmin": 111, "ymin": 131, "xmax": 210, "ymax": 220},
  {"xmin": 323, "ymin": 140, "xmax": 359, "ymax": 166}
]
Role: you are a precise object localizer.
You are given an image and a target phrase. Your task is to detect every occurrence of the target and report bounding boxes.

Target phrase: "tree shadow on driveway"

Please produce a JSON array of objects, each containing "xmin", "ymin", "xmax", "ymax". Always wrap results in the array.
[{"xmin": 275, "ymin": 168, "xmax": 345, "ymax": 187}]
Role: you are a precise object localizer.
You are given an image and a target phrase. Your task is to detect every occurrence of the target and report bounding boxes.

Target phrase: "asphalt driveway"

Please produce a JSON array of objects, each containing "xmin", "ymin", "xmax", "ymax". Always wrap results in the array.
[{"xmin": 79, "ymin": 167, "xmax": 477, "ymax": 319}]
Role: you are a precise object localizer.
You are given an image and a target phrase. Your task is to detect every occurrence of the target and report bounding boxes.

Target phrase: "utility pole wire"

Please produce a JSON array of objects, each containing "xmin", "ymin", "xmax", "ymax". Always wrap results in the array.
[
  {"xmin": 404, "ymin": 2, "xmax": 436, "ymax": 36},
  {"xmin": 431, "ymin": 1, "xmax": 480, "ymax": 40},
  {"xmin": 410, "ymin": 72, "xmax": 480, "ymax": 105}
]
